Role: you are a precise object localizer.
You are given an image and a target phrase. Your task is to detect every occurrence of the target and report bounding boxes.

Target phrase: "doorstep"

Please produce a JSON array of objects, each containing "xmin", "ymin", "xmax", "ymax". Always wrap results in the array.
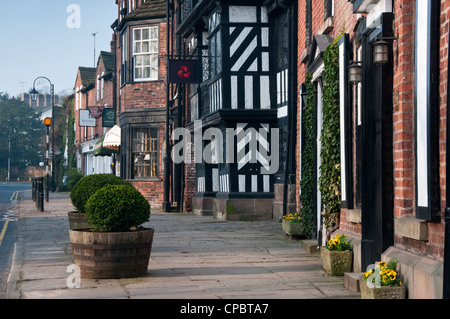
[
  {"xmin": 302, "ymin": 239, "xmax": 319, "ymax": 253},
  {"xmin": 344, "ymin": 272, "xmax": 364, "ymax": 293}
]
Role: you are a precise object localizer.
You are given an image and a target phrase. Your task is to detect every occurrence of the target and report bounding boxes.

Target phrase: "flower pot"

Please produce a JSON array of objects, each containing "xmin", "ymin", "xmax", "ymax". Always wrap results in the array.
[
  {"xmin": 68, "ymin": 211, "xmax": 91, "ymax": 230},
  {"xmin": 320, "ymin": 247, "xmax": 352, "ymax": 276},
  {"xmin": 282, "ymin": 219, "xmax": 304, "ymax": 237},
  {"xmin": 359, "ymin": 277, "xmax": 406, "ymax": 299},
  {"xmin": 69, "ymin": 228, "xmax": 154, "ymax": 279}
]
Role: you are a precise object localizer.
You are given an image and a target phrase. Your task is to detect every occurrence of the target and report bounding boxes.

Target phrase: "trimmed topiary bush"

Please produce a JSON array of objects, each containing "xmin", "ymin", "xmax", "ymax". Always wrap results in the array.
[
  {"xmin": 85, "ymin": 184, "xmax": 151, "ymax": 232},
  {"xmin": 70, "ymin": 174, "xmax": 130, "ymax": 214}
]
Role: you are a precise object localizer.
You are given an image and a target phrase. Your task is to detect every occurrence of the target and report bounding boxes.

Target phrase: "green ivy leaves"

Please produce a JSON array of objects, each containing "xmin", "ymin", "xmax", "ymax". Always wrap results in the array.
[
  {"xmin": 300, "ymin": 72, "xmax": 315, "ymax": 238},
  {"xmin": 320, "ymin": 37, "xmax": 341, "ymax": 236},
  {"xmin": 300, "ymin": 35, "xmax": 342, "ymax": 239}
]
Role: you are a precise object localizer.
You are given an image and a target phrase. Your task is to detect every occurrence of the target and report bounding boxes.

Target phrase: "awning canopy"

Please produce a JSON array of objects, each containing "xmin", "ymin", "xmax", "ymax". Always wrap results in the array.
[
  {"xmin": 103, "ymin": 125, "xmax": 121, "ymax": 151},
  {"xmin": 93, "ymin": 135, "xmax": 118, "ymax": 157}
]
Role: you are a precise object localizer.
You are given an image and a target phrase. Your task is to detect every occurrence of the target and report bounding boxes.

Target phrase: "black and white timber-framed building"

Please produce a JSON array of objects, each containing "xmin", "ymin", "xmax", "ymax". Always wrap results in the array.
[{"xmin": 175, "ymin": 0, "xmax": 298, "ymax": 220}]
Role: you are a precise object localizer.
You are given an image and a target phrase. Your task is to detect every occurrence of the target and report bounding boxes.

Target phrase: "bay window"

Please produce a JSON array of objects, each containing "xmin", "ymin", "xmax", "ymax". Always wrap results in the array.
[{"xmin": 132, "ymin": 127, "xmax": 158, "ymax": 178}]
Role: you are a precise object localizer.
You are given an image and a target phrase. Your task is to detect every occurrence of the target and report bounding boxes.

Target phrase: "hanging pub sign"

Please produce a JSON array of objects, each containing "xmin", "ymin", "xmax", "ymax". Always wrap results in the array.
[
  {"xmin": 102, "ymin": 108, "xmax": 115, "ymax": 127},
  {"xmin": 168, "ymin": 59, "xmax": 199, "ymax": 84},
  {"xmin": 79, "ymin": 109, "xmax": 96, "ymax": 127},
  {"xmin": 88, "ymin": 104, "xmax": 105, "ymax": 118}
]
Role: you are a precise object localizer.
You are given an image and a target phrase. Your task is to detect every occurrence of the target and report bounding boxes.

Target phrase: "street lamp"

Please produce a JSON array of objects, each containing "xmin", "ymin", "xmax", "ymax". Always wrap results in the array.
[
  {"xmin": 31, "ymin": 76, "xmax": 55, "ymax": 192},
  {"xmin": 30, "ymin": 87, "xmax": 39, "ymax": 102}
]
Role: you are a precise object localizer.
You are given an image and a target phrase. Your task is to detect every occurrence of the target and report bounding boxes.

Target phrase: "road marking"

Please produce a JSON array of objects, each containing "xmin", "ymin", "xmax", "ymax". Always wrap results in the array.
[
  {"xmin": 0, "ymin": 220, "xmax": 9, "ymax": 247},
  {"xmin": 10, "ymin": 191, "xmax": 21, "ymax": 201}
]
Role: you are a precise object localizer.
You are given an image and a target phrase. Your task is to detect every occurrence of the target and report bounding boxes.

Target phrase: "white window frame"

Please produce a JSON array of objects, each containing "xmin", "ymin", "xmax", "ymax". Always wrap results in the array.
[
  {"xmin": 101, "ymin": 72, "xmax": 104, "ymax": 100},
  {"xmin": 132, "ymin": 26, "xmax": 159, "ymax": 82},
  {"xmin": 96, "ymin": 75, "xmax": 100, "ymax": 102}
]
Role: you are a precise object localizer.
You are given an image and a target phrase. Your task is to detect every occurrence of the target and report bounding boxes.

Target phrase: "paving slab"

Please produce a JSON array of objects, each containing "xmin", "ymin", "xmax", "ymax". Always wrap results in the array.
[{"xmin": 6, "ymin": 195, "xmax": 361, "ymax": 300}]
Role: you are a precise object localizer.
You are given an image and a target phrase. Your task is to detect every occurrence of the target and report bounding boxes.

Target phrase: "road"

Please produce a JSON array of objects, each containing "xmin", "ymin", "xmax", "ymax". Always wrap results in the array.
[{"xmin": 0, "ymin": 182, "xmax": 31, "ymax": 299}]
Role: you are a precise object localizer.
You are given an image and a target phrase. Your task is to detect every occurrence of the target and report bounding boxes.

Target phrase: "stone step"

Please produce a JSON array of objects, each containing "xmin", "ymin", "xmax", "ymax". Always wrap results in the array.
[
  {"xmin": 302, "ymin": 239, "xmax": 319, "ymax": 253},
  {"xmin": 344, "ymin": 272, "xmax": 364, "ymax": 293}
]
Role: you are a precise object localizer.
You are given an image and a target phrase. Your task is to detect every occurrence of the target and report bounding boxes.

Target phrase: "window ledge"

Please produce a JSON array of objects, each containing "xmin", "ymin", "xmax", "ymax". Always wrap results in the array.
[
  {"xmin": 394, "ymin": 217, "xmax": 429, "ymax": 241},
  {"xmin": 127, "ymin": 178, "xmax": 163, "ymax": 182},
  {"xmin": 346, "ymin": 209, "xmax": 361, "ymax": 224},
  {"xmin": 300, "ymin": 45, "xmax": 311, "ymax": 64},
  {"xmin": 318, "ymin": 17, "xmax": 334, "ymax": 35}
]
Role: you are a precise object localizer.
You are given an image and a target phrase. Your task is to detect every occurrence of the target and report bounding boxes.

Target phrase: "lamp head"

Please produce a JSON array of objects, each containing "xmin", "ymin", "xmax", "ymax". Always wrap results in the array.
[
  {"xmin": 30, "ymin": 88, "xmax": 39, "ymax": 101},
  {"xmin": 44, "ymin": 117, "xmax": 52, "ymax": 127}
]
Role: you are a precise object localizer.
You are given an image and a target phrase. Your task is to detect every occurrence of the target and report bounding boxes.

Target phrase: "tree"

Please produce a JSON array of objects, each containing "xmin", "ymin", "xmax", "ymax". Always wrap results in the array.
[{"xmin": 0, "ymin": 94, "xmax": 45, "ymax": 179}]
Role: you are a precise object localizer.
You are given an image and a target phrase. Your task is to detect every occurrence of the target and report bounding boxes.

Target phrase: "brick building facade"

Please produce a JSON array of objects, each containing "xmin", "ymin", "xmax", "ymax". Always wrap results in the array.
[
  {"xmin": 296, "ymin": 0, "xmax": 450, "ymax": 298},
  {"xmin": 73, "ymin": 49, "xmax": 116, "ymax": 177},
  {"xmin": 112, "ymin": 0, "xmax": 169, "ymax": 208},
  {"xmin": 68, "ymin": 0, "xmax": 450, "ymax": 298}
]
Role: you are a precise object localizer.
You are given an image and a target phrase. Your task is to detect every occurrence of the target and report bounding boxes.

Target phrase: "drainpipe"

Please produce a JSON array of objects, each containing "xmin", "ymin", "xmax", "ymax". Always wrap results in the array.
[
  {"xmin": 162, "ymin": 0, "xmax": 172, "ymax": 212},
  {"xmin": 282, "ymin": 3, "xmax": 298, "ymax": 219},
  {"xmin": 282, "ymin": 5, "xmax": 292, "ymax": 219},
  {"xmin": 176, "ymin": 1, "xmax": 184, "ymax": 213},
  {"xmin": 443, "ymin": 21, "xmax": 450, "ymax": 300}
]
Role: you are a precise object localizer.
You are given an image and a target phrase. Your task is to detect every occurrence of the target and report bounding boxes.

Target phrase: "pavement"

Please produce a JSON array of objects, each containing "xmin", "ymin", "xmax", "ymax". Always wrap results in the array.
[{"xmin": 5, "ymin": 193, "xmax": 361, "ymax": 300}]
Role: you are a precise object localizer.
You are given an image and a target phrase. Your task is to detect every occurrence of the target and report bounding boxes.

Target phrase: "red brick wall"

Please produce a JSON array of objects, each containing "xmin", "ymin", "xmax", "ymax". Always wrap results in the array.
[
  {"xmin": 184, "ymin": 139, "xmax": 196, "ymax": 212},
  {"xmin": 296, "ymin": 0, "xmax": 358, "ymax": 233},
  {"xmin": 393, "ymin": 0, "xmax": 415, "ymax": 220},
  {"xmin": 390, "ymin": 0, "xmax": 450, "ymax": 261},
  {"xmin": 114, "ymin": 15, "xmax": 169, "ymax": 208},
  {"xmin": 132, "ymin": 179, "xmax": 164, "ymax": 209}
]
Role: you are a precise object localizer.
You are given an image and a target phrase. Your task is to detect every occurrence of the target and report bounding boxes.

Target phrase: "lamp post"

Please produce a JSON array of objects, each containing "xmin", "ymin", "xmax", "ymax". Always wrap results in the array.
[
  {"xmin": 30, "ymin": 76, "xmax": 55, "ymax": 192},
  {"xmin": 43, "ymin": 117, "xmax": 52, "ymax": 202}
]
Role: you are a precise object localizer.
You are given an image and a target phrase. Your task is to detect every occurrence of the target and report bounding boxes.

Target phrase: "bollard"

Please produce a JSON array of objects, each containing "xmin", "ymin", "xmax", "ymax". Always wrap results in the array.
[
  {"xmin": 36, "ymin": 177, "xmax": 44, "ymax": 212},
  {"xmin": 46, "ymin": 174, "xmax": 50, "ymax": 203},
  {"xmin": 35, "ymin": 178, "xmax": 38, "ymax": 209},
  {"xmin": 32, "ymin": 179, "xmax": 36, "ymax": 202}
]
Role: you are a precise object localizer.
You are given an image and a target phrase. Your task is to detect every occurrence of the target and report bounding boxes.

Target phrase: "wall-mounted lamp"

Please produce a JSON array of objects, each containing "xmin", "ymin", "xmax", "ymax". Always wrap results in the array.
[
  {"xmin": 373, "ymin": 39, "xmax": 390, "ymax": 65},
  {"xmin": 348, "ymin": 61, "xmax": 362, "ymax": 85}
]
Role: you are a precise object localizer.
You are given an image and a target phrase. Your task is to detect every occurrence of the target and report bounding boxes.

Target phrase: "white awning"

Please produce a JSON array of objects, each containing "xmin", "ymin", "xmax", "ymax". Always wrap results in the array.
[{"xmin": 103, "ymin": 125, "xmax": 121, "ymax": 150}]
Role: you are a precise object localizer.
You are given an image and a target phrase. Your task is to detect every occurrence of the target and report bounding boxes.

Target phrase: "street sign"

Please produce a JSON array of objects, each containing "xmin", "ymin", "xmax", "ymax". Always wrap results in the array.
[
  {"xmin": 168, "ymin": 59, "xmax": 199, "ymax": 84},
  {"xmin": 79, "ymin": 109, "xmax": 96, "ymax": 127}
]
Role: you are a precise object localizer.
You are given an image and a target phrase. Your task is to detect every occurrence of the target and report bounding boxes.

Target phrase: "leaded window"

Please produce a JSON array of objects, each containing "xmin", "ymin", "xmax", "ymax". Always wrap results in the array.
[{"xmin": 132, "ymin": 127, "xmax": 158, "ymax": 178}]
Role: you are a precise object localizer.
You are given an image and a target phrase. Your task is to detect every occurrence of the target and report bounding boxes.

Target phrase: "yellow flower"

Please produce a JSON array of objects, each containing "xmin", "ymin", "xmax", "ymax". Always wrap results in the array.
[
  {"xmin": 328, "ymin": 238, "xmax": 340, "ymax": 246},
  {"xmin": 378, "ymin": 261, "xmax": 386, "ymax": 268}
]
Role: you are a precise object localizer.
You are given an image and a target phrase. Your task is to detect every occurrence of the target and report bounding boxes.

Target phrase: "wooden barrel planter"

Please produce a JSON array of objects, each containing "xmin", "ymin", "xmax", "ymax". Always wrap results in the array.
[
  {"xmin": 69, "ymin": 228, "xmax": 154, "ymax": 279},
  {"xmin": 68, "ymin": 211, "xmax": 91, "ymax": 230}
]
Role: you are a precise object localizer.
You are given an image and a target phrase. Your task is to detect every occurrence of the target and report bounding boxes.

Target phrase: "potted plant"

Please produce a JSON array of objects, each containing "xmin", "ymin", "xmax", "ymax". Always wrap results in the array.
[
  {"xmin": 360, "ymin": 259, "xmax": 406, "ymax": 299},
  {"xmin": 69, "ymin": 183, "xmax": 154, "ymax": 279},
  {"xmin": 282, "ymin": 213, "xmax": 304, "ymax": 238},
  {"xmin": 68, "ymin": 174, "xmax": 130, "ymax": 230},
  {"xmin": 320, "ymin": 234, "xmax": 352, "ymax": 276}
]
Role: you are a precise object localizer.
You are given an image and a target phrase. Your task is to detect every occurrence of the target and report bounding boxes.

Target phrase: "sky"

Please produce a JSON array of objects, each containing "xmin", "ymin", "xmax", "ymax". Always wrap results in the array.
[{"xmin": 0, "ymin": 0, "xmax": 117, "ymax": 98}]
